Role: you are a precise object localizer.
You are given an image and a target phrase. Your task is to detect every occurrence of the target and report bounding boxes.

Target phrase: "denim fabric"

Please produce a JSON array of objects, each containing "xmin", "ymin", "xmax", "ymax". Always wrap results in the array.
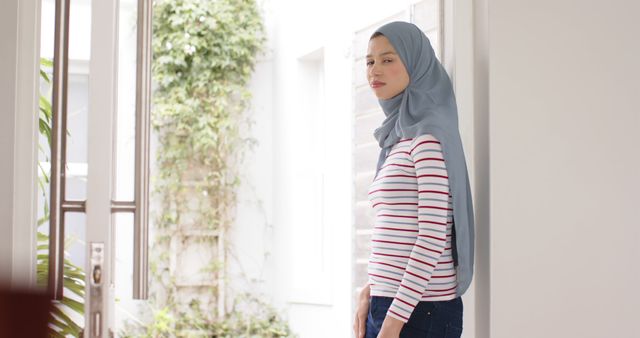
[{"xmin": 365, "ymin": 296, "xmax": 463, "ymax": 338}]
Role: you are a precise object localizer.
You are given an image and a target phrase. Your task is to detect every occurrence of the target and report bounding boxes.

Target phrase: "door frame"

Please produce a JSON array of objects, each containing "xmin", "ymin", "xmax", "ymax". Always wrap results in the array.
[
  {"xmin": 12, "ymin": 0, "xmax": 41, "ymax": 288},
  {"xmin": 85, "ymin": 0, "xmax": 119, "ymax": 335},
  {"xmin": 12, "ymin": 0, "xmax": 128, "ymax": 335}
]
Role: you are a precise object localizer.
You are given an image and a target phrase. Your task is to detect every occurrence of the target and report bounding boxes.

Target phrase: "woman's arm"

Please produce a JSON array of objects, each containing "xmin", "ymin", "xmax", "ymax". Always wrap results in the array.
[
  {"xmin": 377, "ymin": 316, "xmax": 404, "ymax": 338},
  {"xmin": 359, "ymin": 283, "xmax": 371, "ymax": 302},
  {"xmin": 354, "ymin": 283, "xmax": 372, "ymax": 338}
]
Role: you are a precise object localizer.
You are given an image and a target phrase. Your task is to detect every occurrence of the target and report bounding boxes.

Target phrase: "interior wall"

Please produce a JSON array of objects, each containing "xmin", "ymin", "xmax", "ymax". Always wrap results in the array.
[{"xmin": 489, "ymin": 1, "xmax": 640, "ymax": 337}]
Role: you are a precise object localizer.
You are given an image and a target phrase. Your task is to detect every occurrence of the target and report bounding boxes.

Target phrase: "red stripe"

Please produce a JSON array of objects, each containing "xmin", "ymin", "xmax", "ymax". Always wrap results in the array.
[
  {"xmin": 414, "ymin": 157, "xmax": 445, "ymax": 164},
  {"xmin": 394, "ymin": 297, "xmax": 415, "ymax": 308},
  {"xmin": 418, "ymin": 205, "xmax": 452, "ymax": 211},
  {"xmin": 416, "ymin": 174, "xmax": 448, "ymax": 179},
  {"xmin": 374, "ymin": 173, "xmax": 415, "ymax": 182},
  {"xmin": 399, "ymin": 283, "xmax": 421, "ymax": 294},
  {"xmin": 374, "ymin": 226, "xmax": 418, "ymax": 233},
  {"xmin": 409, "ymin": 140, "xmax": 441, "ymax": 154},
  {"xmin": 386, "ymin": 151, "xmax": 411, "ymax": 157},
  {"xmin": 378, "ymin": 214, "xmax": 418, "ymax": 219},
  {"xmin": 369, "ymin": 273, "xmax": 402, "ymax": 283},
  {"xmin": 414, "ymin": 243, "xmax": 444, "ymax": 254},
  {"xmin": 431, "ymin": 273, "xmax": 456, "ymax": 278},
  {"xmin": 369, "ymin": 188, "xmax": 417, "ymax": 195},
  {"xmin": 422, "ymin": 291, "xmax": 457, "ymax": 298},
  {"xmin": 418, "ymin": 234, "xmax": 447, "ymax": 241},
  {"xmin": 369, "ymin": 260, "xmax": 405, "ymax": 270},
  {"xmin": 372, "ymin": 239, "xmax": 414, "ymax": 246},
  {"xmin": 371, "ymin": 202, "xmax": 418, "ymax": 208},
  {"xmin": 428, "ymin": 285, "xmax": 458, "ymax": 292},
  {"xmin": 409, "ymin": 256, "xmax": 436, "ymax": 268},
  {"xmin": 388, "ymin": 309, "xmax": 409, "ymax": 321},
  {"xmin": 405, "ymin": 270, "xmax": 429, "ymax": 282},
  {"xmin": 373, "ymin": 252, "xmax": 411, "ymax": 259},
  {"xmin": 419, "ymin": 220, "xmax": 448, "ymax": 226},
  {"xmin": 418, "ymin": 189, "xmax": 449, "ymax": 195},
  {"xmin": 381, "ymin": 163, "xmax": 414, "ymax": 169}
]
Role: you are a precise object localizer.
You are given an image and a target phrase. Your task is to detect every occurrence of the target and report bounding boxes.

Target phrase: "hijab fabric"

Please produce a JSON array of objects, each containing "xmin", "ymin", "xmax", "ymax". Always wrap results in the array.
[{"xmin": 370, "ymin": 21, "xmax": 475, "ymax": 297}]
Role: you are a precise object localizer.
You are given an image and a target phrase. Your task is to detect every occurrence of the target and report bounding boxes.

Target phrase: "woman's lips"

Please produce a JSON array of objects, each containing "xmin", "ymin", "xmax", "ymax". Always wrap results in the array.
[{"xmin": 371, "ymin": 81, "xmax": 386, "ymax": 88}]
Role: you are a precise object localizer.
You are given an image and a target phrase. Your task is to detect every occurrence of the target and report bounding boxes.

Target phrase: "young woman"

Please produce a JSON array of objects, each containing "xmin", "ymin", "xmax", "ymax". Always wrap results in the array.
[{"xmin": 353, "ymin": 21, "xmax": 475, "ymax": 338}]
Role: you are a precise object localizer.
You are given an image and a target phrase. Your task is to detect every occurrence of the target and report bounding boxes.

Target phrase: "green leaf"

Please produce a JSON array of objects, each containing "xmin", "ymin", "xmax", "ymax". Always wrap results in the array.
[{"xmin": 60, "ymin": 296, "xmax": 84, "ymax": 314}]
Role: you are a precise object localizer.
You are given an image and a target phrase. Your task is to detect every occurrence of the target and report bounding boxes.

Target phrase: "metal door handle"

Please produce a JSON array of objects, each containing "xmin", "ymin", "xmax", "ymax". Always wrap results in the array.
[{"xmin": 48, "ymin": 0, "xmax": 76, "ymax": 301}]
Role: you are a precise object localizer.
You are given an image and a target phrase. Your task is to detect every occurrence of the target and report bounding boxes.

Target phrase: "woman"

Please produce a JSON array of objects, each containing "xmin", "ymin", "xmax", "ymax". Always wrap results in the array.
[{"xmin": 353, "ymin": 21, "xmax": 475, "ymax": 338}]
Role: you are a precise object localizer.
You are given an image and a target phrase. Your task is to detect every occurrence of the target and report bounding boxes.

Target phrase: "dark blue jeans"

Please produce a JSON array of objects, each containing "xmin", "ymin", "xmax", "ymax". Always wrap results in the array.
[{"xmin": 365, "ymin": 296, "xmax": 463, "ymax": 338}]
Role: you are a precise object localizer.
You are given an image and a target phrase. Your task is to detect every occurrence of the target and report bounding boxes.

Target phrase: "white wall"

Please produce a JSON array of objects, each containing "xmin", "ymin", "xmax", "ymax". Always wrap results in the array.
[
  {"xmin": 488, "ymin": 1, "xmax": 640, "ymax": 337},
  {"xmin": 229, "ymin": 0, "xmax": 357, "ymax": 336},
  {"xmin": 225, "ymin": 0, "xmax": 278, "ymax": 310}
]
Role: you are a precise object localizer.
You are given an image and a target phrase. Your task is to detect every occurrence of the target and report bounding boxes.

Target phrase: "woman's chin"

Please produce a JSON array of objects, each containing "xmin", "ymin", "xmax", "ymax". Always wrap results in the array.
[
  {"xmin": 374, "ymin": 91, "xmax": 390, "ymax": 100},
  {"xmin": 376, "ymin": 90, "xmax": 404, "ymax": 101}
]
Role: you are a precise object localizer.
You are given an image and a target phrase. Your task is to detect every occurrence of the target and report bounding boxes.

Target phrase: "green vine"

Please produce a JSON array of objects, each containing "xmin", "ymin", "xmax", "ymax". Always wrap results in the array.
[{"xmin": 121, "ymin": 0, "xmax": 294, "ymax": 336}]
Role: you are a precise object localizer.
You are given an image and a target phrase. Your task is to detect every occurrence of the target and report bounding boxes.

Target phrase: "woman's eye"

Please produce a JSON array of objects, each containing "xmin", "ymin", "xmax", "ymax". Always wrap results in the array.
[{"xmin": 366, "ymin": 59, "xmax": 391, "ymax": 66}]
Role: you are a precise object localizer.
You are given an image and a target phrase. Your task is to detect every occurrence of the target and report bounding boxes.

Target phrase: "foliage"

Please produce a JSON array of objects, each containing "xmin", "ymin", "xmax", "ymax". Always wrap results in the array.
[
  {"xmin": 36, "ymin": 233, "xmax": 86, "ymax": 338},
  {"xmin": 119, "ymin": 0, "xmax": 294, "ymax": 336},
  {"xmin": 37, "ymin": 57, "xmax": 86, "ymax": 338},
  {"xmin": 121, "ymin": 292, "xmax": 294, "ymax": 338}
]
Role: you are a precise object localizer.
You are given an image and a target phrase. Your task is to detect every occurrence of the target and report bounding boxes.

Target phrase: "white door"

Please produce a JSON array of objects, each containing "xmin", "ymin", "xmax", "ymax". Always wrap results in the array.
[{"xmin": 43, "ymin": 0, "xmax": 152, "ymax": 336}]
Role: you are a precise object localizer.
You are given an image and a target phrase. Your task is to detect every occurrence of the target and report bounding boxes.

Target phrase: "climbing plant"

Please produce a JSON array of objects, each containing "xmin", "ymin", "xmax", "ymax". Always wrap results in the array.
[{"xmin": 121, "ymin": 0, "xmax": 294, "ymax": 336}]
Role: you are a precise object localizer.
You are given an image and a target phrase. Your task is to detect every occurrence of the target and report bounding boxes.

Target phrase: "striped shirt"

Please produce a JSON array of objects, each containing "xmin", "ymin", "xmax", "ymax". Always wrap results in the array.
[{"xmin": 366, "ymin": 133, "xmax": 457, "ymax": 323}]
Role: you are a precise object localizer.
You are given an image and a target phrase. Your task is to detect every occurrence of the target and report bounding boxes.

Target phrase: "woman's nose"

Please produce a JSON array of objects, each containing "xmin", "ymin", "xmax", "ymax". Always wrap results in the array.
[{"xmin": 369, "ymin": 64, "xmax": 382, "ymax": 77}]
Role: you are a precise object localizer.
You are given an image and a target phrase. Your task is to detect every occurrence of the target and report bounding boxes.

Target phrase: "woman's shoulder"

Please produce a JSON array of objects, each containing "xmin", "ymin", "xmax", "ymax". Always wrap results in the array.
[
  {"xmin": 408, "ymin": 133, "xmax": 441, "ymax": 151},
  {"xmin": 411, "ymin": 133, "xmax": 440, "ymax": 142},
  {"xmin": 397, "ymin": 134, "xmax": 439, "ymax": 145}
]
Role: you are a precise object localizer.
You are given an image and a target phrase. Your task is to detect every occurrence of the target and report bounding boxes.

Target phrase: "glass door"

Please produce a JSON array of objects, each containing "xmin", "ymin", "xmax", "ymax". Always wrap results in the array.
[{"xmin": 41, "ymin": 0, "xmax": 153, "ymax": 336}]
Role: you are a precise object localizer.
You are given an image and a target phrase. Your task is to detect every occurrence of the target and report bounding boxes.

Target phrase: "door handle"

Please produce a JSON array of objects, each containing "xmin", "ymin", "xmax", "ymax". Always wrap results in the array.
[
  {"xmin": 89, "ymin": 242, "xmax": 104, "ymax": 337},
  {"xmin": 48, "ymin": 0, "xmax": 77, "ymax": 301}
]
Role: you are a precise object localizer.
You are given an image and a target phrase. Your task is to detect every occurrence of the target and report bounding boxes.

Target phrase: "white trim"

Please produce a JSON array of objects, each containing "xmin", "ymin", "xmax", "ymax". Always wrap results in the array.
[
  {"xmin": 85, "ymin": 0, "xmax": 119, "ymax": 334},
  {"xmin": 443, "ymin": 0, "xmax": 455, "ymax": 79},
  {"xmin": 12, "ymin": 0, "xmax": 42, "ymax": 288},
  {"xmin": 451, "ymin": 2, "xmax": 474, "ymax": 163},
  {"xmin": 452, "ymin": 1, "xmax": 478, "ymax": 337},
  {"xmin": 451, "ymin": 0, "xmax": 491, "ymax": 337}
]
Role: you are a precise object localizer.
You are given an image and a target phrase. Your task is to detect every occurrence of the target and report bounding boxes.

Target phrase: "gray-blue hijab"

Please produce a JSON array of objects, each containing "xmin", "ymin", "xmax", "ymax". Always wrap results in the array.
[{"xmin": 370, "ymin": 21, "xmax": 475, "ymax": 297}]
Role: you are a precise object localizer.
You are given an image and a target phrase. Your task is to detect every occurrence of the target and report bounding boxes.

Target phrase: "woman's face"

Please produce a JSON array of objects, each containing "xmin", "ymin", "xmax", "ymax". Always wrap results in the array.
[{"xmin": 366, "ymin": 35, "xmax": 410, "ymax": 100}]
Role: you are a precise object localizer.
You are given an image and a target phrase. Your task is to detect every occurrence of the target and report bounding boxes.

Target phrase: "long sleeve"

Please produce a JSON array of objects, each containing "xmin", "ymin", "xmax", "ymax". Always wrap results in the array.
[{"xmin": 386, "ymin": 134, "xmax": 451, "ymax": 323}]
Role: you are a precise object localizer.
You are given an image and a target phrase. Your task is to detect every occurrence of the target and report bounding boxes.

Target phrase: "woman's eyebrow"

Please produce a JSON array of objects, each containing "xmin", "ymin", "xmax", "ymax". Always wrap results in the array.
[{"xmin": 366, "ymin": 51, "xmax": 396, "ymax": 58}]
